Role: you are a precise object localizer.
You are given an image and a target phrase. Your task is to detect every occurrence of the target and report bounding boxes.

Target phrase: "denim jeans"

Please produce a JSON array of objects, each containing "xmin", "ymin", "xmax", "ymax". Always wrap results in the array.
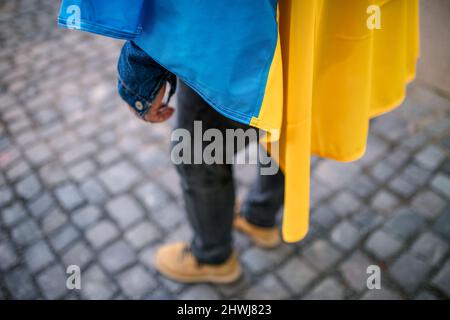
[{"xmin": 174, "ymin": 81, "xmax": 285, "ymax": 264}]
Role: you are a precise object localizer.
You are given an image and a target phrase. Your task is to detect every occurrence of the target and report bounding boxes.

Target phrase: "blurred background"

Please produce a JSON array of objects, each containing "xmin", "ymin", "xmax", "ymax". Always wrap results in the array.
[{"xmin": 0, "ymin": 0, "xmax": 449, "ymax": 300}]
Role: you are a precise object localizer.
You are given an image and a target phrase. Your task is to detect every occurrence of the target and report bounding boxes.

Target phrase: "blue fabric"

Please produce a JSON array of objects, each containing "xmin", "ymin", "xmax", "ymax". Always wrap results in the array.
[
  {"xmin": 117, "ymin": 41, "xmax": 176, "ymax": 118},
  {"xmin": 58, "ymin": 0, "xmax": 278, "ymax": 126}
]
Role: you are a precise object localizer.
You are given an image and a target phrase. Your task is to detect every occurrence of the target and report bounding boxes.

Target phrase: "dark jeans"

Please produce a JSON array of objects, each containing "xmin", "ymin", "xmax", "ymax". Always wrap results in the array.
[{"xmin": 173, "ymin": 81, "xmax": 285, "ymax": 265}]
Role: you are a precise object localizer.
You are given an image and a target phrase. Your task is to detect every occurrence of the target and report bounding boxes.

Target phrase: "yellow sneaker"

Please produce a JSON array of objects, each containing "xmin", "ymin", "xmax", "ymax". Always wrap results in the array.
[
  {"xmin": 234, "ymin": 215, "xmax": 281, "ymax": 249},
  {"xmin": 153, "ymin": 242, "xmax": 242, "ymax": 284}
]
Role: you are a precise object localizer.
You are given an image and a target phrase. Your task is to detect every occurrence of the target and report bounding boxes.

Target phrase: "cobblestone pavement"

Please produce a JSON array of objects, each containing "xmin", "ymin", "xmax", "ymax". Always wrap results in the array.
[{"xmin": 0, "ymin": 1, "xmax": 449, "ymax": 300}]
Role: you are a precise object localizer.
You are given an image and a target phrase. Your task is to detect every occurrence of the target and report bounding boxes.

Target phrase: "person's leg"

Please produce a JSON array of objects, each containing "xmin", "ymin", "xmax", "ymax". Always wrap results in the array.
[
  {"xmin": 172, "ymin": 80, "xmax": 250, "ymax": 264},
  {"xmin": 240, "ymin": 161, "xmax": 285, "ymax": 228}
]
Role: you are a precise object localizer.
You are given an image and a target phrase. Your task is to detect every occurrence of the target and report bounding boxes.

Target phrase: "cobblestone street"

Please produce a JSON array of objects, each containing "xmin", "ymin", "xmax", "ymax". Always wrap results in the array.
[{"xmin": 0, "ymin": 1, "xmax": 449, "ymax": 300}]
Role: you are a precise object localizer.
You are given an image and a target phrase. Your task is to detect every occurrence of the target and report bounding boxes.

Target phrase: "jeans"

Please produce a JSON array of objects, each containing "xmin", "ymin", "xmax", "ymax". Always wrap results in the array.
[{"xmin": 173, "ymin": 81, "xmax": 285, "ymax": 264}]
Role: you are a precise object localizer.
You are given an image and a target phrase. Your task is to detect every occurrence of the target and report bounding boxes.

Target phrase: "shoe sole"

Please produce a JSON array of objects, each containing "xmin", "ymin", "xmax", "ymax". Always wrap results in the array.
[{"xmin": 154, "ymin": 257, "xmax": 242, "ymax": 284}]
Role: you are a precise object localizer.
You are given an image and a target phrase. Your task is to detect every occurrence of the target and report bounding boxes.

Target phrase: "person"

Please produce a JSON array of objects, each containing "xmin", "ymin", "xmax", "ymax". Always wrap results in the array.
[{"xmin": 118, "ymin": 41, "xmax": 285, "ymax": 284}]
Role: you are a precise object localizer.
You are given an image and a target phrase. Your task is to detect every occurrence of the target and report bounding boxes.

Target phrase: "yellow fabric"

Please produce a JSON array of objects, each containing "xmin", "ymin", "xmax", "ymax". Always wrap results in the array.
[{"xmin": 260, "ymin": 0, "xmax": 420, "ymax": 242}]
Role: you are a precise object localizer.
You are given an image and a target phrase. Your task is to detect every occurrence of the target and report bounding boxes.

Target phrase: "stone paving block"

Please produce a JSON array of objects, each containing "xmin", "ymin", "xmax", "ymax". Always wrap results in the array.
[
  {"xmin": 349, "ymin": 175, "xmax": 378, "ymax": 199},
  {"xmin": 50, "ymin": 224, "xmax": 80, "ymax": 252},
  {"xmin": 384, "ymin": 208, "xmax": 425, "ymax": 240},
  {"xmin": 433, "ymin": 207, "xmax": 450, "ymax": 241},
  {"xmin": 62, "ymin": 240, "xmax": 94, "ymax": 269},
  {"xmin": 79, "ymin": 178, "xmax": 108, "ymax": 204},
  {"xmin": 414, "ymin": 290, "xmax": 439, "ymax": 300},
  {"xmin": 411, "ymin": 232, "xmax": 448, "ymax": 267},
  {"xmin": 86, "ymin": 220, "xmax": 119, "ymax": 249},
  {"xmin": 365, "ymin": 229, "xmax": 403, "ymax": 261},
  {"xmin": 68, "ymin": 159, "xmax": 96, "ymax": 181},
  {"xmin": 430, "ymin": 173, "xmax": 450, "ymax": 198},
  {"xmin": 0, "ymin": 185, "xmax": 13, "ymax": 207},
  {"xmin": 330, "ymin": 220, "xmax": 363, "ymax": 251},
  {"xmin": 24, "ymin": 240, "xmax": 55, "ymax": 273},
  {"xmin": 411, "ymin": 190, "xmax": 446, "ymax": 220},
  {"xmin": 36, "ymin": 264, "xmax": 67, "ymax": 299},
  {"xmin": 243, "ymin": 275, "xmax": 289, "ymax": 300},
  {"xmin": 0, "ymin": 241, "xmax": 19, "ymax": 270},
  {"xmin": 402, "ymin": 164, "xmax": 432, "ymax": 187},
  {"xmin": 390, "ymin": 252, "xmax": 432, "ymax": 294},
  {"xmin": 135, "ymin": 182, "xmax": 171, "ymax": 212},
  {"xmin": 241, "ymin": 245, "xmax": 293, "ymax": 274},
  {"xmin": 39, "ymin": 161, "xmax": 69, "ymax": 186},
  {"xmin": 100, "ymin": 240, "xmax": 137, "ymax": 273},
  {"xmin": 431, "ymin": 259, "xmax": 450, "ymax": 298},
  {"xmin": 41, "ymin": 208, "xmax": 68, "ymax": 234},
  {"xmin": 151, "ymin": 202, "xmax": 184, "ymax": 230},
  {"xmin": 106, "ymin": 195, "xmax": 144, "ymax": 229},
  {"xmin": 15, "ymin": 174, "xmax": 41, "ymax": 200},
  {"xmin": 4, "ymin": 266, "xmax": 39, "ymax": 299},
  {"xmin": 98, "ymin": 161, "xmax": 140, "ymax": 194},
  {"xmin": 61, "ymin": 141, "xmax": 97, "ymax": 164},
  {"xmin": 81, "ymin": 265, "xmax": 117, "ymax": 300},
  {"xmin": 72, "ymin": 205, "xmax": 101, "ymax": 228},
  {"xmin": 11, "ymin": 219, "xmax": 42, "ymax": 246},
  {"xmin": 352, "ymin": 211, "xmax": 384, "ymax": 234},
  {"xmin": 370, "ymin": 162, "xmax": 395, "ymax": 183},
  {"xmin": 414, "ymin": 145, "xmax": 446, "ymax": 170},
  {"xmin": 5, "ymin": 160, "xmax": 31, "ymax": 182},
  {"xmin": 303, "ymin": 239, "xmax": 342, "ymax": 272},
  {"xmin": 27, "ymin": 192, "xmax": 54, "ymax": 218},
  {"xmin": 1, "ymin": 202, "xmax": 26, "ymax": 227},
  {"xmin": 24, "ymin": 143, "xmax": 53, "ymax": 167},
  {"xmin": 277, "ymin": 257, "xmax": 318, "ymax": 295},
  {"xmin": 54, "ymin": 183, "xmax": 84, "ymax": 211},
  {"xmin": 339, "ymin": 251, "xmax": 375, "ymax": 292},
  {"xmin": 179, "ymin": 284, "xmax": 222, "ymax": 300},
  {"xmin": 117, "ymin": 265, "xmax": 158, "ymax": 299},
  {"xmin": 388, "ymin": 176, "xmax": 418, "ymax": 198},
  {"xmin": 360, "ymin": 287, "xmax": 402, "ymax": 300},
  {"xmin": 371, "ymin": 190, "xmax": 400, "ymax": 213},
  {"xmin": 125, "ymin": 221, "xmax": 161, "ymax": 249},
  {"xmin": 329, "ymin": 191, "xmax": 361, "ymax": 217},
  {"xmin": 314, "ymin": 161, "xmax": 361, "ymax": 191},
  {"xmin": 359, "ymin": 135, "xmax": 389, "ymax": 165},
  {"xmin": 303, "ymin": 277, "xmax": 345, "ymax": 300},
  {"xmin": 311, "ymin": 205, "xmax": 338, "ymax": 230}
]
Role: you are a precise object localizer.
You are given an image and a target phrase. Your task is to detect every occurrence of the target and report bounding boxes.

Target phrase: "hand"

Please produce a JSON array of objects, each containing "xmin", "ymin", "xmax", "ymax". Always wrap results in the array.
[{"xmin": 129, "ymin": 83, "xmax": 175, "ymax": 123}]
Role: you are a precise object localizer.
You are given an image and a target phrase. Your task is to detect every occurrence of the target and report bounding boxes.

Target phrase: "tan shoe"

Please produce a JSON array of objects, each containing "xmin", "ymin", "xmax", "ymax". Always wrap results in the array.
[
  {"xmin": 153, "ymin": 242, "xmax": 242, "ymax": 284},
  {"xmin": 234, "ymin": 215, "xmax": 281, "ymax": 249}
]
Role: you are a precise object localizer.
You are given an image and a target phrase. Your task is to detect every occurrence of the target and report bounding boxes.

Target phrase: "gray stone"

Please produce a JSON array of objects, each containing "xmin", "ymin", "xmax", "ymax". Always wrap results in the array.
[
  {"xmin": 15, "ymin": 174, "xmax": 41, "ymax": 200},
  {"xmin": 384, "ymin": 208, "xmax": 425, "ymax": 240},
  {"xmin": 135, "ymin": 182, "xmax": 170, "ymax": 212},
  {"xmin": 431, "ymin": 259, "xmax": 450, "ymax": 297},
  {"xmin": 42, "ymin": 208, "xmax": 68, "ymax": 233},
  {"xmin": 81, "ymin": 265, "xmax": 117, "ymax": 299},
  {"xmin": 433, "ymin": 207, "xmax": 450, "ymax": 241},
  {"xmin": 311, "ymin": 205, "xmax": 338, "ymax": 229},
  {"xmin": 71, "ymin": 206, "xmax": 101, "ymax": 230},
  {"xmin": 243, "ymin": 275, "xmax": 289, "ymax": 300},
  {"xmin": 361, "ymin": 288, "xmax": 402, "ymax": 300},
  {"xmin": 36, "ymin": 264, "xmax": 67, "ymax": 299},
  {"xmin": 339, "ymin": 251, "xmax": 374, "ymax": 292},
  {"xmin": 11, "ymin": 219, "xmax": 42, "ymax": 246},
  {"xmin": 314, "ymin": 161, "xmax": 361, "ymax": 190},
  {"xmin": 371, "ymin": 190, "xmax": 399, "ymax": 212},
  {"xmin": 50, "ymin": 225, "xmax": 80, "ymax": 252},
  {"xmin": 62, "ymin": 241, "xmax": 93, "ymax": 268},
  {"xmin": 4, "ymin": 267, "xmax": 39, "ymax": 299},
  {"xmin": 430, "ymin": 173, "xmax": 450, "ymax": 198},
  {"xmin": 415, "ymin": 145, "xmax": 445, "ymax": 170},
  {"xmin": 365, "ymin": 229, "xmax": 403, "ymax": 261},
  {"xmin": 388, "ymin": 176, "xmax": 418, "ymax": 198},
  {"xmin": 329, "ymin": 192, "xmax": 361, "ymax": 217},
  {"xmin": 117, "ymin": 265, "xmax": 157, "ymax": 299},
  {"xmin": 277, "ymin": 257, "xmax": 318, "ymax": 294},
  {"xmin": 24, "ymin": 240, "xmax": 55, "ymax": 272},
  {"xmin": 411, "ymin": 232, "xmax": 448, "ymax": 266},
  {"xmin": 68, "ymin": 159, "xmax": 96, "ymax": 181},
  {"xmin": 179, "ymin": 284, "xmax": 222, "ymax": 300},
  {"xmin": 0, "ymin": 241, "xmax": 19, "ymax": 270},
  {"xmin": 349, "ymin": 175, "xmax": 378, "ymax": 198},
  {"xmin": 151, "ymin": 203, "xmax": 183, "ymax": 230},
  {"xmin": 402, "ymin": 164, "xmax": 432, "ymax": 186},
  {"xmin": 86, "ymin": 220, "xmax": 119, "ymax": 249},
  {"xmin": 414, "ymin": 290, "xmax": 439, "ymax": 300},
  {"xmin": 241, "ymin": 245, "xmax": 292, "ymax": 274},
  {"xmin": 28, "ymin": 192, "xmax": 54, "ymax": 218},
  {"xmin": 412, "ymin": 191, "xmax": 445, "ymax": 220},
  {"xmin": 106, "ymin": 195, "xmax": 144, "ymax": 228},
  {"xmin": 390, "ymin": 252, "xmax": 432, "ymax": 294},
  {"xmin": 98, "ymin": 161, "xmax": 140, "ymax": 194},
  {"xmin": 80, "ymin": 178, "xmax": 108, "ymax": 204},
  {"xmin": 330, "ymin": 221, "xmax": 362, "ymax": 251},
  {"xmin": 55, "ymin": 183, "xmax": 84, "ymax": 211},
  {"xmin": 370, "ymin": 162, "xmax": 395, "ymax": 183},
  {"xmin": 2, "ymin": 203, "xmax": 26, "ymax": 227},
  {"xmin": 304, "ymin": 277, "xmax": 345, "ymax": 300},
  {"xmin": 125, "ymin": 222, "xmax": 161, "ymax": 249},
  {"xmin": 303, "ymin": 240, "xmax": 342, "ymax": 271},
  {"xmin": 100, "ymin": 240, "xmax": 137, "ymax": 273}
]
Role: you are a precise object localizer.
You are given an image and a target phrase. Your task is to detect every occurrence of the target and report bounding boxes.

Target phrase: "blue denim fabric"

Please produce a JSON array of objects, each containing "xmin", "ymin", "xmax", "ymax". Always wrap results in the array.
[{"xmin": 117, "ymin": 41, "xmax": 177, "ymax": 119}]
